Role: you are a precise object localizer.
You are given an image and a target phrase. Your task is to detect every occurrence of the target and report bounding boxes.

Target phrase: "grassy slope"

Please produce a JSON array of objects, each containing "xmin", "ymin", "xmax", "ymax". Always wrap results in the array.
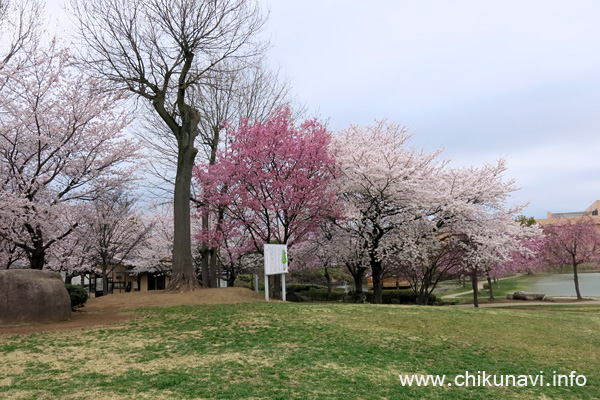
[{"xmin": 1, "ymin": 302, "xmax": 599, "ymax": 399}]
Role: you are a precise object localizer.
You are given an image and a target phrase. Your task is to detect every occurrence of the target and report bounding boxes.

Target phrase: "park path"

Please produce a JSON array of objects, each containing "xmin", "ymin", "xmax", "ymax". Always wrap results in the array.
[
  {"xmin": 442, "ymin": 274, "xmax": 523, "ymax": 299},
  {"xmin": 453, "ymin": 298, "xmax": 600, "ymax": 308}
]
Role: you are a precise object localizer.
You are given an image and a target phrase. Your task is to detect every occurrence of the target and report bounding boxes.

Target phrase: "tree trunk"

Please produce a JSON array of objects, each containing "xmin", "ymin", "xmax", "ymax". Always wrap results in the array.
[
  {"xmin": 573, "ymin": 262, "xmax": 582, "ymax": 300},
  {"xmin": 209, "ymin": 247, "xmax": 218, "ymax": 287},
  {"xmin": 486, "ymin": 272, "xmax": 494, "ymax": 300},
  {"xmin": 28, "ymin": 232, "xmax": 45, "ymax": 270},
  {"xmin": 324, "ymin": 266, "xmax": 332, "ymax": 295},
  {"xmin": 28, "ymin": 249, "xmax": 45, "ymax": 270},
  {"xmin": 352, "ymin": 271, "xmax": 365, "ymax": 303},
  {"xmin": 227, "ymin": 269, "xmax": 236, "ymax": 287},
  {"xmin": 371, "ymin": 260, "xmax": 383, "ymax": 304},
  {"xmin": 200, "ymin": 214, "xmax": 210, "ymax": 287},
  {"xmin": 167, "ymin": 144, "xmax": 201, "ymax": 292},
  {"xmin": 417, "ymin": 288, "xmax": 430, "ymax": 306},
  {"xmin": 471, "ymin": 271, "xmax": 479, "ymax": 308},
  {"xmin": 199, "ymin": 126, "xmax": 222, "ymax": 288},
  {"xmin": 102, "ymin": 264, "xmax": 109, "ymax": 295}
]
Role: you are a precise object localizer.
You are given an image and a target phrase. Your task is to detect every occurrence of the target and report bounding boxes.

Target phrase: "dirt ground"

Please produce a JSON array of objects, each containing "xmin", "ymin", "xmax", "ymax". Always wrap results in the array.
[{"xmin": 0, "ymin": 287, "xmax": 264, "ymax": 335}]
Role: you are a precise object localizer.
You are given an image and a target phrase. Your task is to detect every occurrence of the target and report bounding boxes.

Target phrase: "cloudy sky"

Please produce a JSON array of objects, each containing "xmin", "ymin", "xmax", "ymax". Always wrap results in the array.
[{"xmin": 47, "ymin": 0, "xmax": 600, "ymax": 219}]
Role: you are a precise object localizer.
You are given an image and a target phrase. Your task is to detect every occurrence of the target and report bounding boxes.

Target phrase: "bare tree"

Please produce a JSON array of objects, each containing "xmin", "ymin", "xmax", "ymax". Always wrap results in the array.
[
  {"xmin": 0, "ymin": 0, "xmax": 42, "ymax": 69},
  {"xmin": 70, "ymin": 0, "xmax": 266, "ymax": 290},
  {"xmin": 139, "ymin": 58, "xmax": 297, "ymax": 287}
]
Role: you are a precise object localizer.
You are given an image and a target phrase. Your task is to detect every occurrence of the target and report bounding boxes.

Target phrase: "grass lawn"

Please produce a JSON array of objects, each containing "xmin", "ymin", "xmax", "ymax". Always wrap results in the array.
[{"xmin": 2, "ymin": 302, "xmax": 600, "ymax": 399}]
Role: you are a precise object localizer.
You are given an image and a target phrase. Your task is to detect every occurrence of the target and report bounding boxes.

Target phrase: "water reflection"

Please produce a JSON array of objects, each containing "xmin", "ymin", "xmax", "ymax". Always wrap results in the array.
[{"xmin": 531, "ymin": 273, "xmax": 600, "ymax": 297}]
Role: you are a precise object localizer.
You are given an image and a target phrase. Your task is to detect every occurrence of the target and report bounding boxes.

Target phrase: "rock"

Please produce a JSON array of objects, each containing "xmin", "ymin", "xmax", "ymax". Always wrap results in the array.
[
  {"xmin": 506, "ymin": 293, "xmax": 514, "ymax": 300},
  {"xmin": 512, "ymin": 291, "xmax": 545, "ymax": 301},
  {"xmin": 0, "ymin": 269, "xmax": 71, "ymax": 326}
]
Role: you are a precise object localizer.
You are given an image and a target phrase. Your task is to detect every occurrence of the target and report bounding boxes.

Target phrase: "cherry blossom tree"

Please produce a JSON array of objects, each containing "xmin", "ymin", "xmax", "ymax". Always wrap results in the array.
[
  {"xmin": 385, "ymin": 159, "xmax": 536, "ymax": 305},
  {"xmin": 0, "ymin": 44, "xmax": 138, "ymax": 270},
  {"xmin": 292, "ymin": 221, "xmax": 353, "ymax": 297},
  {"xmin": 0, "ymin": 236, "xmax": 25, "ymax": 269},
  {"xmin": 332, "ymin": 120, "xmax": 444, "ymax": 304},
  {"xmin": 541, "ymin": 217, "xmax": 600, "ymax": 300},
  {"xmin": 391, "ymin": 219, "xmax": 464, "ymax": 305},
  {"xmin": 194, "ymin": 107, "xmax": 338, "ymax": 294},
  {"xmin": 44, "ymin": 222, "xmax": 95, "ymax": 282},
  {"xmin": 194, "ymin": 107, "xmax": 338, "ymax": 249},
  {"xmin": 455, "ymin": 210, "xmax": 531, "ymax": 307},
  {"xmin": 217, "ymin": 230, "xmax": 258, "ymax": 287},
  {"xmin": 82, "ymin": 191, "xmax": 152, "ymax": 295},
  {"xmin": 495, "ymin": 235, "xmax": 547, "ymax": 277}
]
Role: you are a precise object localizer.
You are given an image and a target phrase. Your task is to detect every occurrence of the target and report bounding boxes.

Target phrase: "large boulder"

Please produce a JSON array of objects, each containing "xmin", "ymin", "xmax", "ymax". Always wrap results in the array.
[
  {"xmin": 512, "ymin": 291, "xmax": 545, "ymax": 301},
  {"xmin": 0, "ymin": 269, "xmax": 71, "ymax": 326}
]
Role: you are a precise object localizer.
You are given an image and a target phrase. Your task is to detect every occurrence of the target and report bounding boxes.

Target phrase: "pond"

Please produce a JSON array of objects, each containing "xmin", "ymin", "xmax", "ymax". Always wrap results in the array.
[{"xmin": 531, "ymin": 272, "xmax": 600, "ymax": 297}]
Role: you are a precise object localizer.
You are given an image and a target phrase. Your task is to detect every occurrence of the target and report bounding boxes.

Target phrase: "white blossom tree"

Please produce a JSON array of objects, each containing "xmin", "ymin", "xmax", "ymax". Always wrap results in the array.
[
  {"xmin": 332, "ymin": 120, "xmax": 444, "ymax": 304},
  {"xmin": 0, "ymin": 44, "xmax": 139, "ymax": 270}
]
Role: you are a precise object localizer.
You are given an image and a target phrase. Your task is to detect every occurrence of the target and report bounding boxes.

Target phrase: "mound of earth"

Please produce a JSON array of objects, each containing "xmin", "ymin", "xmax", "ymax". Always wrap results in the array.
[
  {"xmin": 86, "ymin": 286, "xmax": 264, "ymax": 312},
  {"xmin": 0, "ymin": 287, "xmax": 264, "ymax": 335}
]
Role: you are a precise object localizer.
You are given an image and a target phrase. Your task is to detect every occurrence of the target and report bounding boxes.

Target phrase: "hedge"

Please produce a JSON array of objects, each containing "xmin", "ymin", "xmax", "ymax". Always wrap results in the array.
[
  {"xmin": 65, "ymin": 284, "xmax": 88, "ymax": 309},
  {"xmin": 348, "ymin": 289, "xmax": 437, "ymax": 305}
]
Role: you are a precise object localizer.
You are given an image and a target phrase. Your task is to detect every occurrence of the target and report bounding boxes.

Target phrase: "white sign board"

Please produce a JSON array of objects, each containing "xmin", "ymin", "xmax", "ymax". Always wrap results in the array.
[{"xmin": 264, "ymin": 244, "xmax": 288, "ymax": 275}]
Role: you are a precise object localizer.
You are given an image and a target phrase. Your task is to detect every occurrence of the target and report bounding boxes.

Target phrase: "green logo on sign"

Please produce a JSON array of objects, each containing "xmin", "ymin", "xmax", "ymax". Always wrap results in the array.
[{"xmin": 281, "ymin": 249, "xmax": 287, "ymax": 265}]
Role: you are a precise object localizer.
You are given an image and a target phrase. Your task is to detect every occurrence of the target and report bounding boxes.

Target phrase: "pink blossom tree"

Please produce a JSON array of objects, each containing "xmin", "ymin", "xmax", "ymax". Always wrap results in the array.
[
  {"xmin": 194, "ymin": 107, "xmax": 338, "ymax": 249},
  {"xmin": 293, "ymin": 222, "xmax": 356, "ymax": 298},
  {"xmin": 541, "ymin": 217, "xmax": 600, "ymax": 300},
  {"xmin": 496, "ymin": 235, "xmax": 547, "ymax": 278},
  {"xmin": 193, "ymin": 107, "xmax": 338, "ymax": 292},
  {"xmin": 0, "ymin": 44, "xmax": 138, "ymax": 270}
]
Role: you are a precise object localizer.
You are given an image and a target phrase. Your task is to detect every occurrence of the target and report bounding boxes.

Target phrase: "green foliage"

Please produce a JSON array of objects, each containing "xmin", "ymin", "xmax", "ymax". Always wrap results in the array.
[
  {"xmin": 348, "ymin": 289, "xmax": 437, "ymax": 305},
  {"xmin": 287, "ymin": 288, "xmax": 346, "ymax": 302},
  {"xmin": 516, "ymin": 214, "xmax": 537, "ymax": 227},
  {"xmin": 65, "ymin": 284, "xmax": 88, "ymax": 309},
  {"xmin": 286, "ymin": 283, "xmax": 328, "ymax": 293}
]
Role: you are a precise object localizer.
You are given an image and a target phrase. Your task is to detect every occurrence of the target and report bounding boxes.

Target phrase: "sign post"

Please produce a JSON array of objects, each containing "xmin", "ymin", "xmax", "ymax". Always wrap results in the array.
[{"xmin": 264, "ymin": 244, "xmax": 289, "ymax": 302}]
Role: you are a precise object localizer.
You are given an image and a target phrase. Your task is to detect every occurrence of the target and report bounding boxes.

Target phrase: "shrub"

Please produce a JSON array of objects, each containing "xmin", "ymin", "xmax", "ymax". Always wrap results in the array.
[
  {"xmin": 286, "ymin": 292, "xmax": 309, "ymax": 302},
  {"xmin": 65, "ymin": 284, "xmax": 88, "ymax": 310},
  {"xmin": 287, "ymin": 288, "xmax": 346, "ymax": 302},
  {"xmin": 346, "ymin": 291, "xmax": 371, "ymax": 303},
  {"xmin": 286, "ymin": 283, "xmax": 328, "ymax": 293},
  {"xmin": 347, "ymin": 290, "xmax": 437, "ymax": 305}
]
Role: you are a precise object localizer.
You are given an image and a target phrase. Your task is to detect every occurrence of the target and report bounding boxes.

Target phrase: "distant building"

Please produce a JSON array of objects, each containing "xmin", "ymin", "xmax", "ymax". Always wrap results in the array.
[
  {"xmin": 536, "ymin": 200, "xmax": 600, "ymax": 226},
  {"xmin": 84, "ymin": 260, "xmax": 172, "ymax": 297}
]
